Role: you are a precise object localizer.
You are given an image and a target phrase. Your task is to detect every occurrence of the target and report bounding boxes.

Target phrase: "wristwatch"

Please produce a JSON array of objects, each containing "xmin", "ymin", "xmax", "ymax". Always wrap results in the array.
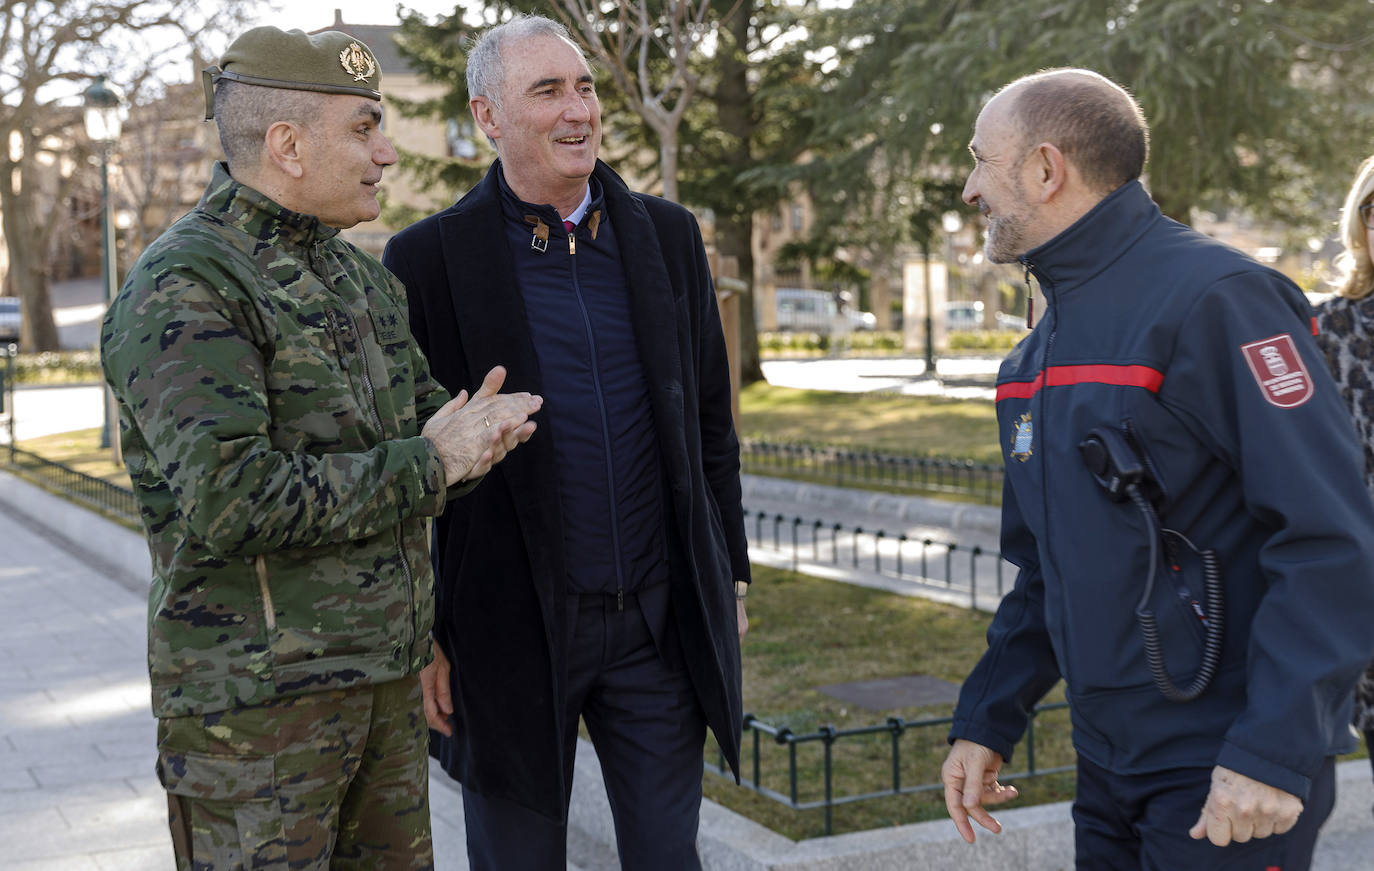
[{"xmin": 734, "ymin": 581, "xmax": 749, "ymax": 600}]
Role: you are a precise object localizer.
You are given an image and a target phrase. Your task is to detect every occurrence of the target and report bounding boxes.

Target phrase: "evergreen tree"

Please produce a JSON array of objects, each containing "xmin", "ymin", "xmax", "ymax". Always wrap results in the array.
[
  {"xmin": 681, "ymin": 0, "xmax": 822, "ymax": 382},
  {"xmin": 810, "ymin": 0, "xmax": 1374, "ymax": 229},
  {"xmin": 385, "ymin": 3, "xmax": 547, "ymax": 227}
]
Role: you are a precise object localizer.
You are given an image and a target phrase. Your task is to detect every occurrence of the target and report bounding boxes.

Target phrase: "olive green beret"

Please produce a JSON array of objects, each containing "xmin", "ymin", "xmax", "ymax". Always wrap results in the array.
[{"xmin": 202, "ymin": 27, "xmax": 383, "ymax": 120}]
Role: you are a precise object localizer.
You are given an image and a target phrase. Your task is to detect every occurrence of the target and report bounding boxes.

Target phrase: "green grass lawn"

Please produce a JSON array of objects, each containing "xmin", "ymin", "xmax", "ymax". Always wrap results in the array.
[
  {"xmin": 739, "ymin": 381, "xmax": 1002, "ymax": 464},
  {"xmin": 21, "ymin": 386, "xmax": 1005, "ymax": 496},
  {"xmin": 703, "ymin": 564, "xmax": 1075, "ymax": 840},
  {"xmin": 15, "ymin": 427, "xmax": 130, "ymax": 487}
]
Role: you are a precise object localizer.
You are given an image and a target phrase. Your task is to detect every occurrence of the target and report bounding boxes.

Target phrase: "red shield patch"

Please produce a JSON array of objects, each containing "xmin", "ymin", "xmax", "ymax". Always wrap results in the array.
[{"xmin": 1240, "ymin": 333, "xmax": 1313, "ymax": 408}]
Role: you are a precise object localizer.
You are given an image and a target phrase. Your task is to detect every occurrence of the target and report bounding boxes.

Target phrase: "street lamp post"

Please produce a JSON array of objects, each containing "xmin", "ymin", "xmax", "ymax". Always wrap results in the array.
[
  {"xmin": 921, "ymin": 246, "xmax": 935, "ymax": 377},
  {"xmin": 83, "ymin": 75, "xmax": 125, "ymax": 452},
  {"xmin": 929, "ymin": 212, "xmax": 964, "ymax": 376}
]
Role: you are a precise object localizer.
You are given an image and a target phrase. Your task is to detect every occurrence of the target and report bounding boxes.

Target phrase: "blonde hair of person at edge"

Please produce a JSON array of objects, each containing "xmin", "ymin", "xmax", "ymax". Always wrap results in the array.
[
  {"xmin": 1332, "ymin": 155, "xmax": 1374, "ymax": 299},
  {"xmin": 1313, "ymin": 154, "xmax": 1374, "ymax": 823}
]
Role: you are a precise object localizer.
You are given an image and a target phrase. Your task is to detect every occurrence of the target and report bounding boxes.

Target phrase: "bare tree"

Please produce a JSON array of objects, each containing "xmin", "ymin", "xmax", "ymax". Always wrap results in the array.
[
  {"xmin": 0, "ymin": 0, "xmax": 254, "ymax": 351},
  {"xmin": 554, "ymin": 0, "xmax": 719, "ymax": 203},
  {"xmin": 119, "ymin": 74, "xmax": 216, "ymax": 256}
]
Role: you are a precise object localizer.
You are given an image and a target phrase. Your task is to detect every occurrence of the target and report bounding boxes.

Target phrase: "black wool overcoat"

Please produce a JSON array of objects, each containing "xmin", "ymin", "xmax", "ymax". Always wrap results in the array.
[{"xmin": 382, "ymin": 160, "xmax": 749, "ymax": 822}]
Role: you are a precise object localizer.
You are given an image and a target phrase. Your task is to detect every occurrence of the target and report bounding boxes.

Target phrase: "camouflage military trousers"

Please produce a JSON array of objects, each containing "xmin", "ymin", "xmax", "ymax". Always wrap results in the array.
[{"xmin": 155, "ymin": 675, "xmax": 433, "ymax": 870}]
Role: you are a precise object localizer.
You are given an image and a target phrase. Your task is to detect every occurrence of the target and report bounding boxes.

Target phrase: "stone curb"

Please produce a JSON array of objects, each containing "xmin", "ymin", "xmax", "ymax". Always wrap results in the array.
[
  {"xmin": 740, "ymin": 474, "xmax": 1003, "ymax": 540},
  {"xmin": 690, "ymin": 759, "xmax": 1374, "ymax": 871},
  {"xmin": 0, "ymin": 467, "xmax": 149, "ymax": 592}
]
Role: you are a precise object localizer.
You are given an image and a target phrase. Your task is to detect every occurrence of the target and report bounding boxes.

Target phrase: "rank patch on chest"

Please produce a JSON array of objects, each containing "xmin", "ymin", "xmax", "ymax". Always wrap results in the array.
[
  {"xmin": 370, "ymin": 308, "xmax": 404, "ymax": 345},
  {"xmin": 1240, "ymin": 333, "xmax": 1313, "ymax": 408},
  {"xmin": 1010, "ymin": 411, "xmax": 1033, "ymax": 462}
]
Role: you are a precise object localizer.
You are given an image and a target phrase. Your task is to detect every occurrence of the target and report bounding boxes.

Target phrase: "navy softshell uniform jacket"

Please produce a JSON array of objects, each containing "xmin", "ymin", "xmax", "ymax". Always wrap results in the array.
[{"xmin": 950, "ymin": 181, "xmax": 1374, "ymax": 800}]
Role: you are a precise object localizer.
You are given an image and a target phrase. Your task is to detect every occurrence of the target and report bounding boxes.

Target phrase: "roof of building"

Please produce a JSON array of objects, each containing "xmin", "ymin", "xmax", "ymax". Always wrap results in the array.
[{"xmin": 310, "ymin": 9, "xmax": 417, "ymax": 77}]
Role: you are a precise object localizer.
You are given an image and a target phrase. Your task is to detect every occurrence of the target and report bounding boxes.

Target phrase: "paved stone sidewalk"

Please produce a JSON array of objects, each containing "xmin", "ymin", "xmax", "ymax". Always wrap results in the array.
[
  {"xmin": 0, "ymin": 489, "xmax": 510, "ymax": 871},
  {"xmin": 0, "ymin": 498, "xmax": 169, "ymax": 870}
]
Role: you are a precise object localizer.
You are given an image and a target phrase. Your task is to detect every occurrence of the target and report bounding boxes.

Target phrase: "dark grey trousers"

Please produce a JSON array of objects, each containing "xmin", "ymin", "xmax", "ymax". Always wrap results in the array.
[{"xmin": 463, "ymin": 588, "xmax": 707, "ymax": 871}]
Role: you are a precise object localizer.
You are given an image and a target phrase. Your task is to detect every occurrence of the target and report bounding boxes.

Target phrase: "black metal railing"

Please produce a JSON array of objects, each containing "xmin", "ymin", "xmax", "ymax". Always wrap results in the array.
[
  {"xmin": 740, "ymin": 439, "xmax": 1003, "ymax": 504},
  {"xmin": 743, "ymin": 508, "xmax": 1010, "ymax": 609},
  {"xmin": 0, "ymin": 342, "xmax": 15, "ymax": 448},
  {"xmin": 707, "ymin": 702, "xmax": 1073, "ymax": 835},
  {"xmin": 5, "ymin": 446, "xmax": 139, "ymax": 524}
]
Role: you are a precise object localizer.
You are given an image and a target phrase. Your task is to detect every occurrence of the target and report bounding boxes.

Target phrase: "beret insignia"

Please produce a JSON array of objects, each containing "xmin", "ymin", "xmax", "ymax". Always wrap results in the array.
[{"xmin": 339, "ymin": 42, "xmax": 377, "ymax": 82}]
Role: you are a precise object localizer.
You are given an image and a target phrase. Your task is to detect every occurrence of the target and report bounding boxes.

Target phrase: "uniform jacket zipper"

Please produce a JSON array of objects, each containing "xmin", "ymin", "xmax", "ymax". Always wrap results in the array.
[{"xmin": 316, "ymin": 241, "xmax": 418, "ymax": 655}]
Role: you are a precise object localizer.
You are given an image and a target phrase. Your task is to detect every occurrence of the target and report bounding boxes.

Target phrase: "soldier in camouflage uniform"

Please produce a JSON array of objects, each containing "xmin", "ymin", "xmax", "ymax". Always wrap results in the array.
[{"xmin": 99, "ymin": 26, "xmax": 543, "ymax": 870}]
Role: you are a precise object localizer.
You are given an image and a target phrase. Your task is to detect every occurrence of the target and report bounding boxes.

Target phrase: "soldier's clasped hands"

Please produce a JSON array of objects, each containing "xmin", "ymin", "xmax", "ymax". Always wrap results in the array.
[{"xmin": 421, "ymin": 365, "xmax": 542, "ymax": 486}]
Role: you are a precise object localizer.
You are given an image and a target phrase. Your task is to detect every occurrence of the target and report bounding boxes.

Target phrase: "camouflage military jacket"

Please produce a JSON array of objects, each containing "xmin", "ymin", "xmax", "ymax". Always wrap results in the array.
[{"xmin": 102, "ymin": 163, "xmax": 451, "ymax": 718}]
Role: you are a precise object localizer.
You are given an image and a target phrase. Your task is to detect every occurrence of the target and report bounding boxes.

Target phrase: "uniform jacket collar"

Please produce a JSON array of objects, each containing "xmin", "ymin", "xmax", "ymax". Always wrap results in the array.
[
  {"xmin": 1023, "ymin": 179, "xmax": 1163, "ymax": 295},
  {"xmin": 197, "ymin": 161, "xmax": 341, "ymax": 252}
]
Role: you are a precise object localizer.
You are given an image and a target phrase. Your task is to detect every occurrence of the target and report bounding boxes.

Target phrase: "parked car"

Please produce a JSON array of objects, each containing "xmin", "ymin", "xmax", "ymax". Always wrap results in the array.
[
  {"xmin": 944, "ymin": 300, "xmax": 985, "ymax": 331},
  {"xmin": 995, "ymin": 311, "xmax": 1029, "ymax": 331},
  {"xmin": 944, "ymin": 300, "xmax": 1028, "ymax": 331},
  {"xmin": 774, "ymin": 287, "xmax": 876, "ymax": 333},
  {"xmin": 846, "ymin": 307, "xmax": 878, "ymax": 331},
  {"xmin": 0, "ymin": 297, "xmax": 20, "ymax": 345}
]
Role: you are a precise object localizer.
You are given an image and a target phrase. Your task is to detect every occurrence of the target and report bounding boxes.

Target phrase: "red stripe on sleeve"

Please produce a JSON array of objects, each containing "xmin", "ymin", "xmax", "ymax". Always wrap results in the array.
[{"xmin": 995, "ymin": 373, "xmax": 1043, "ymax": 401}]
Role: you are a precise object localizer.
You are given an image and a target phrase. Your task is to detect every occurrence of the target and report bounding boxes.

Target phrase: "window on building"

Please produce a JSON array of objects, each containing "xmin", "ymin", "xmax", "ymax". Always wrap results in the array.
[{"xmin": 447, "ymin": 118, "xmax": 478, "ymax": 160}]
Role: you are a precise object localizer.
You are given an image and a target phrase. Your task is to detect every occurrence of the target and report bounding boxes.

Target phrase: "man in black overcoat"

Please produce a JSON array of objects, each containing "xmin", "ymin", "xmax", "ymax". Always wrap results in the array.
[{"xmin": 381, "ymin": 13, "xmax": 750, "ymax": 870}]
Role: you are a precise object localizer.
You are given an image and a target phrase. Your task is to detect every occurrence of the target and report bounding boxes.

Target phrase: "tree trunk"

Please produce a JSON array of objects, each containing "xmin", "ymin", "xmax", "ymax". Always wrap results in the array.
[
  {"xmin": 871, "ymin": 253, "xmax": 894, "ymax": 330},
  {"xmin": 659, "ymin": 133, "xmax": 678, "ymax": 203},
  {"xmin": 713, "ymin": 0, "xmax": 763, "ymax": 384},
  {"xmin": 715, "ymin": 214, "xmax": 761, "ymax": 382},
  {"xmin": 1, "ymin": 155, "xmax": 60, "ymax": 351}
]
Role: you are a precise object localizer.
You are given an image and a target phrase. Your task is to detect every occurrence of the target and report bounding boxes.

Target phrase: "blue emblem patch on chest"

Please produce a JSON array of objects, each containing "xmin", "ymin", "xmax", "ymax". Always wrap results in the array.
[{"xmin": 1010, "ymin": 412, "xmax": 1033, "ymax": 462}]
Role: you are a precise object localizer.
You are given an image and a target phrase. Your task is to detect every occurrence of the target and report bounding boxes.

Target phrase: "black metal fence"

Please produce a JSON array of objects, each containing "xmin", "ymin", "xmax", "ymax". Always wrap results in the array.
[
  {"xmin": 740, "ymin": 439, "xmax": 1004, "ymax": 504},
  {"xmin": 707, "ymin": 702, "xmax": 1073, "ymax": 835},
  {"xmin": 4, "ymin": 445, "xmax": 139, "ymax": 525},
  {"xmin": 0, "ymin": 342, "xmax": 14, "ymax": 447},
  {"xmin": 731, "ymin": 507, "xmax": 1062, "ymax": 835},
  {"xmin": 743, "ymin": 508, "xmax": 1011, "ymax": 610}
]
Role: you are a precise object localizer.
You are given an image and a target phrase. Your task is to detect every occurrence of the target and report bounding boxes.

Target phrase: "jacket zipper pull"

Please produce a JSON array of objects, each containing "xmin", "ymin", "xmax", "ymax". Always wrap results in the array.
[
  {"xmin": 326, "ymin": 309, "xmax": 348, "ymax": 370},
  {"xmin": 1022, "ymin": 262, "xmax": 1035, "ymax": 328},
  {"xmin": 616, "ymin": 588, "xmax": 624, "ymax": 612},
  {"xmin": 569, "ymin": 232, "xmax": 576, "ymax": 255}
]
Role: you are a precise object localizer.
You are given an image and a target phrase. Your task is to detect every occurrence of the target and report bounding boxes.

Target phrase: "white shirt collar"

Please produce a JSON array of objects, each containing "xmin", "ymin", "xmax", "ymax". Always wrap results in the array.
[{"xmin": 562, "ymin": 186, "xmax": 593, "ymax": 227}]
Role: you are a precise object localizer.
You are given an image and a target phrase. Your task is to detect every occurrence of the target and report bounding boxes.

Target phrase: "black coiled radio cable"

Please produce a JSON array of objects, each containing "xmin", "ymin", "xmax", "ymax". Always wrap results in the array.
[{"xmin": 1127, "ymin": 483, "xmax": 1225, "ymax": 702}]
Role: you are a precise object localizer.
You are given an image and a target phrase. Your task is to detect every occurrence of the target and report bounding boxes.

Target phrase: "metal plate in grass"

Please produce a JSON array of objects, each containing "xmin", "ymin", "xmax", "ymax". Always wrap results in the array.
[{"xmin": 816, "ymin": 674, "xmax": 962, "ymax": 711}]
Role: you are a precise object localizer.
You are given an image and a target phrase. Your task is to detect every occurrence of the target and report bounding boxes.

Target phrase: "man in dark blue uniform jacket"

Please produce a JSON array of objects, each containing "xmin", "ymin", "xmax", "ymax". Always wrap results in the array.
[
  {"xmin": 940, "ymin": 68, "xmax": 1374, "ymax": 869},
  {"xmin": 381, "ymin": 14, "xmax": 750, "ymax": 871}
]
